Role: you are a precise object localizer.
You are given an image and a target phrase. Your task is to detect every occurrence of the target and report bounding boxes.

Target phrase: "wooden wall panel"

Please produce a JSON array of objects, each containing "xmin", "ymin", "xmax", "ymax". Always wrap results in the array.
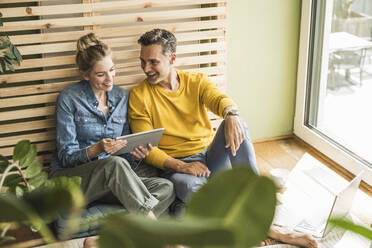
[{"xmin": 0, "ymin": 0, "xmax": 227, "ymax": 165}]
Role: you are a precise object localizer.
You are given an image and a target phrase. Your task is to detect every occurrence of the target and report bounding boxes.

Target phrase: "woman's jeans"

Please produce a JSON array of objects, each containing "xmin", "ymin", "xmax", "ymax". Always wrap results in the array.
[
  {"xmin": 161, "ymin": 119, "xmax": 259, "ymax": 203},
  {"xmin": 49, "ymin": 156, "xmax": 175, "ymax": 217}
]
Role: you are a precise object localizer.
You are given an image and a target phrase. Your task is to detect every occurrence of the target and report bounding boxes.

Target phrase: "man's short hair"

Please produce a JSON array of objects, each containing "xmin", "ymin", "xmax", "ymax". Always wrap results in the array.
[{"xmin": 138, "ymin": 29, "xmax": 177, "ymax": 55}]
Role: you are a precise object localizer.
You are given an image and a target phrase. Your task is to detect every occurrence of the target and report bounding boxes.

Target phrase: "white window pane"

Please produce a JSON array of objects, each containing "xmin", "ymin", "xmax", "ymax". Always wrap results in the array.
[{"xmin": 307, "ymin": 0, "xmax": 372, "ymax": 166}]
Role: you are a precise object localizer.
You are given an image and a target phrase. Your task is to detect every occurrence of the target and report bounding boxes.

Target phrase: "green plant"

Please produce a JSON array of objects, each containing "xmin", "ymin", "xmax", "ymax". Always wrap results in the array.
[
  {"xmin": 0, "ymin": 140, "xmax": 85, "ymax": 244},
  {"xmin": 1, "ymin": 141, "xmax": 277, "ymax": 247},
  {"xmin": 0, "ymin": 11, "xmax": 23, "ymax": 74},
  {"xmin": 330, "ymin": 218, "xmax": 372, "ymax": 240},
  {"xmin": 98, "ymin": 167, "xmax": 277, "ymax": 247}
]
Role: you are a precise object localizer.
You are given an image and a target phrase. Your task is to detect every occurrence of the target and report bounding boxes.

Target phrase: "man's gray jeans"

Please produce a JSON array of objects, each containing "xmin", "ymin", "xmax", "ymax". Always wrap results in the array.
[{"xmin": 160, "ymin": 119, "xmax": 259, "ymax": 203}]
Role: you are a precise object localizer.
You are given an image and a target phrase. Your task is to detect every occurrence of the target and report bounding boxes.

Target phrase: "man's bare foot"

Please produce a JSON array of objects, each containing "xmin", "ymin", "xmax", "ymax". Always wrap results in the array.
[
  {"xmin": 260, "ymin": 238, "xmax": 279, "ymax": 246},
  {"xmin": 269, "ymin": 226, "xmax": 318, "ymax": 248},
  {"xmin": 84, "ymin": 236, "xmax": 98, "ymax": 248}
]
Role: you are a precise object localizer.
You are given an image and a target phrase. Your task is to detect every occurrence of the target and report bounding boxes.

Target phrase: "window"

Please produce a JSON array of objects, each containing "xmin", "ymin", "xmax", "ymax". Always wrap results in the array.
[{"xmin": 294, "ymin": 0, "xmax": 372, "ymax": 185}]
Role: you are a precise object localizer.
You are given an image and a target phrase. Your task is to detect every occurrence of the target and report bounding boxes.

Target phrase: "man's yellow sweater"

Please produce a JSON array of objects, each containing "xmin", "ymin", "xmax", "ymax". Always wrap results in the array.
[{"xmin": 128, "ymin": 69, "xmax": 235, "ymax": 168}]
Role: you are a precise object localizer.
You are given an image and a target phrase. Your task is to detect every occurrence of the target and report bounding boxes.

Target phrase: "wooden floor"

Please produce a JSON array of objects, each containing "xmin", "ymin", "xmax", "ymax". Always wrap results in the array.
[
  {"xmin": 253, "ymin": 136, "xmax": 371, "ymax": 196},
  {"xmin": 254, "ymin": 137, "xmax": 309, "ymax": 176}
]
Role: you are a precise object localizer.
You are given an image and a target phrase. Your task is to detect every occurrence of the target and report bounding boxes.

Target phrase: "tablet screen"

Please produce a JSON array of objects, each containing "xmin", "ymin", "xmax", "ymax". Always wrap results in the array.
[{"xmin": 113, "ymin": 128, "xmax": 164, "ymax": 155}]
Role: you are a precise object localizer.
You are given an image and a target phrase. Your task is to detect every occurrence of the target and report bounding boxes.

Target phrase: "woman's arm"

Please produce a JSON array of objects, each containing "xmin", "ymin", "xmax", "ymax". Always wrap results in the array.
[{"xmin": 55, "ymin": 92, "xmax": 92, "ymax": 168}]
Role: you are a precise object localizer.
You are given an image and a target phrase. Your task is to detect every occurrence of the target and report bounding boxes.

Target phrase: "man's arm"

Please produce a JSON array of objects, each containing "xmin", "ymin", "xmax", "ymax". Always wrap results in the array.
[
  {"xmin": 222, "ymin": 107, "xmax": 245, "ymax": 156},
  {"xmin": 199, "ymin": 76, "xmax": 245, "ymax": 156}
]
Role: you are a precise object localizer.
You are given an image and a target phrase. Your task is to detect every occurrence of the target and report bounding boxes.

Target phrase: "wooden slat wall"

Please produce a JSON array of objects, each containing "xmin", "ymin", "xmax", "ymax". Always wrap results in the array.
[{"xmin": 0, "ymin": 0, "xmax": 227, "ymax": 163}]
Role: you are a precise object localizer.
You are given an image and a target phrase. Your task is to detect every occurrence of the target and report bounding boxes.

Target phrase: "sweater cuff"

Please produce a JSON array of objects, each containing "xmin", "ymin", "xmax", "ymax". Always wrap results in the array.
[
  {"xmin": 219, "ymin": 98, "xmax": 237, "ymax": 117},
  {"xmin": 144, "ymin": 147, "xmax": 169, "ymax": 169}
]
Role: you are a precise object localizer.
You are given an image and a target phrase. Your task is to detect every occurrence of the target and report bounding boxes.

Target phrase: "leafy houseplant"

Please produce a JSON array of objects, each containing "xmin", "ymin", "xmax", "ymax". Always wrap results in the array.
[
  {"xmin": 0, "ymin": 140, "xmax": 85, "ymax": 245},
  {"xmin": 1, "ymin": 140, "xmax": 277, "ymax": 247},
  {"xmin": 0, "ymin": 11, "xmax": 23, "ymax": 74},
  {"xmin": 98, "ymin": 167, "xmax": 277, "ymax": 247}
]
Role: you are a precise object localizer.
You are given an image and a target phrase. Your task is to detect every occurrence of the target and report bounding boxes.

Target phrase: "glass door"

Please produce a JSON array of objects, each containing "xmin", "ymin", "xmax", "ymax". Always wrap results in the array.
[{"xmin": 294, "ymin": 0, "xmax": 372, "ymax": 185}]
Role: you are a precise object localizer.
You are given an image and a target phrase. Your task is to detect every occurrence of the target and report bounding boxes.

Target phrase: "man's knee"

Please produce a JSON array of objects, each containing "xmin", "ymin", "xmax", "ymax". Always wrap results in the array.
[
  {"xmin": 171, "ymin": 174, "xmax": 207, "ymax": 202},
  {"xmin": 158, "ymin": 178, "xmax": 175, "ymax": 195},
  {"xmin": 160, "ymin": 179, "xmax": 176, "ymax": 202}
]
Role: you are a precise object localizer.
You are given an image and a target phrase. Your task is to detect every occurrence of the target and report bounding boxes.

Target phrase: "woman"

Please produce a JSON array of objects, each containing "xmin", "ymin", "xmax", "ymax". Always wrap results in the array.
[{"xmin": 49, "ymin": 33, "xmax": 175, "ymax": 243}]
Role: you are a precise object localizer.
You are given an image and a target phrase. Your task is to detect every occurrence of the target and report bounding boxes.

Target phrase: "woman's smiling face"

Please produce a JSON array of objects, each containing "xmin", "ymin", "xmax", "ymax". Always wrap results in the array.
[{"xmin": 84, "ymin": 55, "xmax": 116, "ymax": 93}]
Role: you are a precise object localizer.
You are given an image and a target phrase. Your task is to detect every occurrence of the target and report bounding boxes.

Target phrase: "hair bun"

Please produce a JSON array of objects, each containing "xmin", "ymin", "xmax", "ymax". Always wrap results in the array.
[
  {"xmin": 76, "ymin": 33, "xmax": 102, "ymax": 52},
  {"xmin": 75, "ymin": 32, "xmax": 111, "ymax": 74}
]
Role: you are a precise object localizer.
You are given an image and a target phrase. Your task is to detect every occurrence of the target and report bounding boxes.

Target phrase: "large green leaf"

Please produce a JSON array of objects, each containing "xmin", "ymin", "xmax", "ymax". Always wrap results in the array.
[
  {"xmin": 329, "ymin": 218, "xmax": 372, "ymax": 240},
  {"xmin": 43, "ymin": 176, "xmax": 81, "ymax": 190},
  {"xmin": 42, "ymin": 177, "xmax": 85, "ymax": 240},
  {"xmin": 0, "ymin": 193, "xmax": 55, "ymax": 243},
  {"xmin": 185, "ymin": 166, "xmax": 277, "ymax": 248},
  {"xmin": 25, "ymin": 161, "xmax": 43, "ymax": 179},
  {"xmin": 0, "ymin": 193, "xmax": 36, "ymax": 222},
  {"xmin": 43, "ymin": 176, "xmax": 84, "ymax": 208},
  {"xmin": 19, "ymin": 144, "xmax": 37, "ymax": 169},
  {"xmin": 8, "ymin": 184, "xmax": 27, "ymax": 198},
  {"xmin": 13, "ymin": 140, "xmax": 31, "ymax": 162},
  {"xmin": 22, "ymin": 187, "xmax": 83, "ymax": 223},
  {"xmin": 3, "ymin": 174, "xmax": 23, "ymax": 187},
  {"xmin": 0, "ymin": 155, "xmax": 10, "ymax": 173},
  {"xmin": 99, "ymin": 214, "xmax": 235, "ymax": 248},
  {"xmin": 28, "ymin": 171, "xmax": 48, "ymax": 189}
]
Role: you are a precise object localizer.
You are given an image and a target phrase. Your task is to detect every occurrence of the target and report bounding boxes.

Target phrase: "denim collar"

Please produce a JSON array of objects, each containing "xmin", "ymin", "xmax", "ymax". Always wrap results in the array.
[{"xmin": 81, "ymin": 80, "xmax": 114, "ymax": 109}]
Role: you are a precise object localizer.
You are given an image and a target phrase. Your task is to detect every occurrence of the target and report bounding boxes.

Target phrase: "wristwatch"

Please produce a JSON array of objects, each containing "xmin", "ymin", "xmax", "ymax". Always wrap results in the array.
[{"xmin": 224, "ymin": 108, "xmax": 240, "ymax": 119}]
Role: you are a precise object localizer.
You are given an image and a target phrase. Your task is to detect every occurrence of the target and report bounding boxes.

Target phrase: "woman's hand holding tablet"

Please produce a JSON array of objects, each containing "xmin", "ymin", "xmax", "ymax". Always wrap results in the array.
[{"xmin": 113, "ymin": 128, "xmax": 164, "ymax": 155}]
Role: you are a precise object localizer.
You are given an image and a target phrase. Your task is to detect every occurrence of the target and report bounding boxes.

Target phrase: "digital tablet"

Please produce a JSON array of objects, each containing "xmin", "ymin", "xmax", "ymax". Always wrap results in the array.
[{"xmin": 113, "ymin": 128, "xmax": 164, "ymax": 155}]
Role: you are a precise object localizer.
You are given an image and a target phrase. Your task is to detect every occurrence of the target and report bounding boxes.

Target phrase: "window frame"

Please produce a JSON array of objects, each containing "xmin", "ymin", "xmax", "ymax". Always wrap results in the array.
[{"xmin": 294, "ymin": 0, "xmax": 372, "ymax": 186}]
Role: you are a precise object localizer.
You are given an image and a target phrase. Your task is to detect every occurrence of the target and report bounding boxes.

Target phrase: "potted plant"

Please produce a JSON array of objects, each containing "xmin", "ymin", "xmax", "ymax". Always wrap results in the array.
[
  {"xmin": 98, "ymin": 167, "xmax": 277, "ymax": 247},
  {"xmin": 1, "ymin": 141, "xmax": 277, "ymax": 247},
  {"xmin": 0, "ymin": 140, "xmax": 85, "ymax": 246}
]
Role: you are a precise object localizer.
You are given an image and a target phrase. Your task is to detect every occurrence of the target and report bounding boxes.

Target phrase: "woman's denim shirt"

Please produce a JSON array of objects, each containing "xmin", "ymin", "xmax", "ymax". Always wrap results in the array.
[{"xmin": 51, "ymin": 80, "xmax": 133, "ymax": 169}]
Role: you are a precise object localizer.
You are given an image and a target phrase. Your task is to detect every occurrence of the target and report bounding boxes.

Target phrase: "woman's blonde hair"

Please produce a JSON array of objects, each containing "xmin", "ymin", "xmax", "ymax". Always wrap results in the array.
[{"xmin": 76, "ymin": 33, "xmax": 111, "ymax": 74}]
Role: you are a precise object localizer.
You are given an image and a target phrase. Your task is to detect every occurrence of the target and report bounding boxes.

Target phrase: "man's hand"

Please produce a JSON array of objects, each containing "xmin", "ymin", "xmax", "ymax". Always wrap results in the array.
[
  {"xmin": 178, "ymin": 161, "xmax": 210, "ymax": 177},
  {"xmin": 100, "ymin": 138, "xmax": 127, "ymax": 155},
  {"xmin": 164, "ymin": 158, "xmax": 210, "ymax": 177},
  {"xmin": 224, "ymin": 115, "xmax": 245, "ymax": 156},
  {"xmin": 130, "ymin": 144, "xmax": 153, "ymax": 160}
]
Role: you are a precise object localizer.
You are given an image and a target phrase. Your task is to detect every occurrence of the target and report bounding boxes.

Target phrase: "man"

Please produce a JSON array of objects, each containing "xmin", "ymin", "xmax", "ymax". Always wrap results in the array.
[
  {"xmin": 127, "ymin": 29, "xmax": 317, "ymax": 248},
  {"xmin": 128, "ymin": 28, "xmax": 259, "ymax": 206}
]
